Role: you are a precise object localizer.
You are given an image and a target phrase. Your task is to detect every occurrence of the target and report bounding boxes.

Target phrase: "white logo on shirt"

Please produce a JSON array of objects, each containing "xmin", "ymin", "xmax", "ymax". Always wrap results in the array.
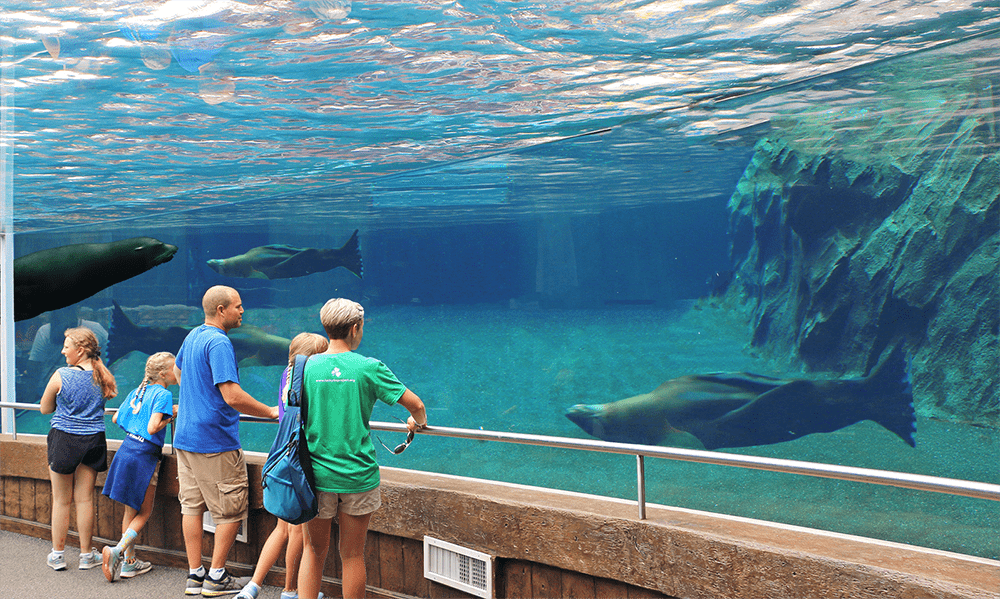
[{"xmin": 332, "ymin": 367, "xmax": 342, "ymax": 377}]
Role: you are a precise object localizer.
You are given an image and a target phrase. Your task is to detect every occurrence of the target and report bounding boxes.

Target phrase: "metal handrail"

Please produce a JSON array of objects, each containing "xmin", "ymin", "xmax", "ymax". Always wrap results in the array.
[{"xmin": 4, "ymin": 401, "xmax": 999, "ymax": 520}]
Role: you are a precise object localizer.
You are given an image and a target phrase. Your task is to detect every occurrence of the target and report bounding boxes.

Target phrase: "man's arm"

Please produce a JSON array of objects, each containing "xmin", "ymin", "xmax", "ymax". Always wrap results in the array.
[{"xmin": 218, "ymin": 381, "xmax": 279, "ymax": 420}]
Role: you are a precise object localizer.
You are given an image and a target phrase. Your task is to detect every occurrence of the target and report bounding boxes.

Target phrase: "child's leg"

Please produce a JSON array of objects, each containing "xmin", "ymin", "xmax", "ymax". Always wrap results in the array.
[
  {"xmin": 252, "ymin": 519, "xmax": 291, "ymax": 586},
  {"xmin": 120, "ymin": 484, "xmax": 157, "ymax": 559},
  {"xmin": 284, "ymin": 523, "xmax": 304, "ymax": 592}
]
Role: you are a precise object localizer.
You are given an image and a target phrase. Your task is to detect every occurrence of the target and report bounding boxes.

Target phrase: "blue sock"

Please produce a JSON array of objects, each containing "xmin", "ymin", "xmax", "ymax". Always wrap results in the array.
[{"xmin": 118, "ymin": 528, "xmax": 138, "ymax": 556}]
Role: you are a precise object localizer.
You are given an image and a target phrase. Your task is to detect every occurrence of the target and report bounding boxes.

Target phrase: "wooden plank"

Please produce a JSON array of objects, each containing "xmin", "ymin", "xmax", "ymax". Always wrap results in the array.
[
  {"xmin": 97, "ymin": 489, "xmax": 116, "ymax": 542},
  {"xmin": 531, "ymin": 562, "xmax": 563, "ymax": 599},
  {"xmin": 369, "ymin": 533, "xmax": 406, "ymax": 592},
  {"xmin": 9, "ymin": 478, "xmax": 22, "ymax": 521},
  {"xmin": 563, "ymin": 569, "xmax": 597, "ymax": 599},
  {"xmin": 377, "ymin": 531, "xmax": 405, "ymax": 593},
  {"xmin": 36, "ymin": 479, "xmax": 52, "ymax": 525},
  {"xmin": 595, "ymin": 576, "xmax": 632, "ymax": 599},
  {"xmin": 501, "ymin": 559, "xmax": 532, "ymax": 599},
  {"xmin": 0, "ymin": 439, "xmax": 48, "ymax": 478},
  {"xmin": 19, "ymin": 477, "xmax": 36, "ymax": 521},
  {"xmin": 365, "ymin": 528, "xmax": 381, "ymax": 589},
  {"xmin": 146, "ymin": 494, "xmax": 165, "ymax": 548},
  {"xmin": 162, "ymin": 498, "xmax": 186, "ymax": 554},
  {"xmin": 428, "ymin": 580, "xmax": 478, "ymax": 599},
  {"xmin": 627, "ymin": 582, "xmax": 669, "ymax": 599},
  {"xmin": 401, "ymin": 535, "xmax": 428, "ymax": 598}
]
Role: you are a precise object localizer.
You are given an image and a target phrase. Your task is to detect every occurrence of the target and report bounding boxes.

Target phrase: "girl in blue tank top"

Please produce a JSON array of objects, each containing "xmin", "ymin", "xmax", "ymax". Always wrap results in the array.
[{"xmin": 40, "ymin": 326, "xmax": 117, "ymax": 572}]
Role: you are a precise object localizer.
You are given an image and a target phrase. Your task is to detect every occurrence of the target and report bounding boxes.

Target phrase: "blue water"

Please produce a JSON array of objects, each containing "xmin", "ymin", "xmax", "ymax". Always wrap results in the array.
[{"xmin": 5, "ymin": 0, "xmax": 999, "ymax": 562}]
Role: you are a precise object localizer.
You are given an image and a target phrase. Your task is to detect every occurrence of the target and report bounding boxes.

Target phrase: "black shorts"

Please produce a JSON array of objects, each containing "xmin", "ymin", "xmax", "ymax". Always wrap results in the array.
[{"xmin": 47, "ymin": 428, "xmax": 108, "ymax": 475}]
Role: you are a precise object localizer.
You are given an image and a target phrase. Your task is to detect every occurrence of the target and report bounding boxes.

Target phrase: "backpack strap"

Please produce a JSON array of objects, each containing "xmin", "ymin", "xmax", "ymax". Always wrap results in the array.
[{"xmin": 288, "ymin": 354, "xmax": 308, "ymax": 409}]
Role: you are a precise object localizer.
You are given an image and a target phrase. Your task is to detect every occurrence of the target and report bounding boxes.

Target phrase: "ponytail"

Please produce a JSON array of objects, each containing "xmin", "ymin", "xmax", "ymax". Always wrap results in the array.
[{"xmin": 64, "ymin": 327, "xmax": 117, "ymax": 399}]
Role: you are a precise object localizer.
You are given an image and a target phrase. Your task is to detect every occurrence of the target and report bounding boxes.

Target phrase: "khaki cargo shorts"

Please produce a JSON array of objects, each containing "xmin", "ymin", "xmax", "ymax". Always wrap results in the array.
[{"xmin": 176, "ymin": 448, "xmax": 248, "ymax": 524}]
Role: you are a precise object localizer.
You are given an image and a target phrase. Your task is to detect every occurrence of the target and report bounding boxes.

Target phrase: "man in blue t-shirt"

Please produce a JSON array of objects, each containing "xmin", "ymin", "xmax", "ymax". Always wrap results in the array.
[{"xmin": 173, "ymin": 285, "xmax": 279, "ymax": 596}]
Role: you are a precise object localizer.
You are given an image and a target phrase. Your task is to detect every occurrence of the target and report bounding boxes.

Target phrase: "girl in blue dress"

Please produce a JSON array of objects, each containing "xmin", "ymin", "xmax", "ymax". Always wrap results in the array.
[{"xmin": 100, "ymin": 352, "xmax": 178, "ymax": 582}]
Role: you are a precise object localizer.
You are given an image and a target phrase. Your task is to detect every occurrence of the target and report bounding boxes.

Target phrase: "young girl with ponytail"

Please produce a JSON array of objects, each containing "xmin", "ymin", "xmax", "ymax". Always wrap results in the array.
[
  {"xmin": 40, "ymin": 326, "xmax": 118, "ymax": 572},
  {"xmin": 100, "ymin": 351, "xmax": 178, "ymax": 582}
]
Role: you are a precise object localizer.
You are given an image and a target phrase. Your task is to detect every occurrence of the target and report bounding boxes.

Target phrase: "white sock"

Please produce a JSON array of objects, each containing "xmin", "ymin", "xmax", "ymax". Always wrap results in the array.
[
  {"xmin": 210, "ymin": 567, "xmax": 226, "ymax": 580},
  {"xmin": 190, "ymin": 565, "xmax": 206, "ymax": 577}
]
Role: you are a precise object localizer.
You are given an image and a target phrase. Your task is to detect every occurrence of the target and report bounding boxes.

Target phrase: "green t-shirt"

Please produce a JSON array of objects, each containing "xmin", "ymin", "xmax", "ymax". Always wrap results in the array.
[{"xmin": 303, "ymin": 352, "xmax": 406, "ymax": 493}]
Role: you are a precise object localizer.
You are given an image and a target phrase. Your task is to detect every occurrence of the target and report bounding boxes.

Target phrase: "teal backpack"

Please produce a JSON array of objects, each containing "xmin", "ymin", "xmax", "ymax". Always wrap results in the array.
[{"xmin": 262, "ymin": 354, "xmax": 318, "ymax": 524}]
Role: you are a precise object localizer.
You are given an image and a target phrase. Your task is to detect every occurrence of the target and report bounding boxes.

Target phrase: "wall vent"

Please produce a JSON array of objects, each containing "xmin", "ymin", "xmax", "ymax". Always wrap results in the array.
[{"xmin": 423, "ymin": 536, "xmax": 494, "ymax": 598}]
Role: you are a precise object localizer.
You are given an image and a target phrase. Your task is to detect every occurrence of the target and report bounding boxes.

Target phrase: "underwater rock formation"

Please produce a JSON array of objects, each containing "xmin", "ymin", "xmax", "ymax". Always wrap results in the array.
[{"xmin": 725, "ymin": 113, "xmax": 998, "ymax": 425}]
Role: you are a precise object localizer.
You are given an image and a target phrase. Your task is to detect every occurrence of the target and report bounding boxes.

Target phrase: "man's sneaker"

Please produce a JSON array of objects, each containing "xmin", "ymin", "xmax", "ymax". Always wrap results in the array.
[
  {"xmin": 186, "ymin": 571, "xmax": 206, "ymax": 595},
  {"xmin": 102, "ymin": 545, "xmax": 123, "ymax": 582},
  {"xmin": 201, "ymin": 571, "xmax": 251, "ymax": 597},
  {"xmin": 79, "ymin": 550, "xmax": 102, "ymax": 570},
  {"xmin": 47, "ymin": 551, "xmax": 66, "ymax": 571},
  {"xmin": 120, "ymin": 557, "xmax": 152, "ymax": 578}
]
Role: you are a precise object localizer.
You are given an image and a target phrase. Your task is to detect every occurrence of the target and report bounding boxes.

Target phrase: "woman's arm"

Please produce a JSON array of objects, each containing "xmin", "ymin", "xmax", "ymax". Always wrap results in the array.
[
  {"xmin": 397, "ymin": 389, "xmax": 427, "ymax": 432},
  {"xmin": 39, "ymin": 371, "xmax": 62, "ymax": 415}
]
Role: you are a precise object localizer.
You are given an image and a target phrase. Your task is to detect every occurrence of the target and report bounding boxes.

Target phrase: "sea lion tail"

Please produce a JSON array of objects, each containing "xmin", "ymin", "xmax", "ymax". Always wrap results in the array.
[
  {"xmin": 107, "ymin": 300, "xmax": 142, "ymax": 365},
  {"xmin": 863, "ymin": 345, "xmax": 916, "ymax": 447},
  {"xmin": 337, "ymin": 229, "xmax": 363, "ymax": 279}
]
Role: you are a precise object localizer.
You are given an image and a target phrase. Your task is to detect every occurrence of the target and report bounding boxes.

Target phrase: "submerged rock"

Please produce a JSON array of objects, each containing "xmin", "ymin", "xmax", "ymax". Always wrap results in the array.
[{"xmin": 725, "ymin": 103, "xmax": 998, "ymax": 425}]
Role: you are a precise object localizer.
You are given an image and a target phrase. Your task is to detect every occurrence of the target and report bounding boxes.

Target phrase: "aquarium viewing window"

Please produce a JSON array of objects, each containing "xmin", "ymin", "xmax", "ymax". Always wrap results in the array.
[{"xmin": 0, "ymin": 0, "xmax": 998, "ymax": 562}]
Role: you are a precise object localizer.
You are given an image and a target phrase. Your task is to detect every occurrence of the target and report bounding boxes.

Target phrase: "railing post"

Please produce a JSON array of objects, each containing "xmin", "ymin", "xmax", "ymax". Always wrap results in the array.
[
  {"xmin": 637, "ymin": 454, "xmax": 646, "ymax": 520},
  {"xmin": 0, "ymin": 37, "xmax": 15, "ymax": 437}
]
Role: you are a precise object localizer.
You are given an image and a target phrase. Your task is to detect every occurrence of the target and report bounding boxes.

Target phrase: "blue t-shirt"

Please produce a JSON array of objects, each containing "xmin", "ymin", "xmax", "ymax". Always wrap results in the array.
[
  {"xmin": 173, "ymin": 325, "xmax": 241, "ymax": 453},
  {"xmin": 50, "ymin": 367, "xmax": 106, "ymax": 436},
  {"xmin": 117, "ymin": 384, "xmax": 174, "ymax": 447}
]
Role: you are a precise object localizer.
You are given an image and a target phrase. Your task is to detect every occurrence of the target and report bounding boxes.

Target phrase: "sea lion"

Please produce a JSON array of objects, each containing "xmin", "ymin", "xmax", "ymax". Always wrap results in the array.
[
  {"xmin": 566, "ymin": 346, "xmax": 916, "ymax": 450},
  {"xmin": 107, "ymin": 300, "xmax": 290, "ymax": 367},
  {"xmin": 14, "ymin": 237, "xmax": 178, "ymax": 321},
  {"xmin": 206, "ymin": 229, "xmax": 363, "ymax": 280}
]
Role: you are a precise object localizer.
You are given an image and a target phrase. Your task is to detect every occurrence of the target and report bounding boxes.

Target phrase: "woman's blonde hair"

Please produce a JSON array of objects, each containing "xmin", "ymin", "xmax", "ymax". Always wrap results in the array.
[
  {"xmin": 287, "ymin": 333, "xmax": 328, "ymax": 367},
  {"xmin": 319, "ymin": 298, "xmax": 364, "ymax": 340},
  {"xmin": 64, "ymin": 327, "xmax": 117, "ymax": 399}
]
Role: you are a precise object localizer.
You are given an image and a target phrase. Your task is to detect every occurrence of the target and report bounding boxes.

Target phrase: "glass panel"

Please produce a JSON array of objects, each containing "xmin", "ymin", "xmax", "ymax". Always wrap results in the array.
[{"xmin": 4, "ymin": 1, "xmax": 998, "ymax": 560}]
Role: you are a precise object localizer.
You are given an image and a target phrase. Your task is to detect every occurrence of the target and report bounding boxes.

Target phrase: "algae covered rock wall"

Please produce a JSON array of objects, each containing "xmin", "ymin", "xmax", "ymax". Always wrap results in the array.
[{"xmin": 725, "ymin": 93, "xmax": 998, "ymax": 425}]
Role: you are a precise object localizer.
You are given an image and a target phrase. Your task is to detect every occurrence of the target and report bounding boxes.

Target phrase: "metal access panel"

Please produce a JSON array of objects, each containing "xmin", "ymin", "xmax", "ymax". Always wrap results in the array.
[{"xmin": 423, "ymin": 535, "xmax": 495, "ymax": 599}]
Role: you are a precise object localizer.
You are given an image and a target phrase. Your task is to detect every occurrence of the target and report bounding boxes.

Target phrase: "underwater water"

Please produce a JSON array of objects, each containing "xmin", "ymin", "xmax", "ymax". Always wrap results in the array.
[{"xmin": 4, "ymin": 0, "xmax": 999, "ymax": 564}]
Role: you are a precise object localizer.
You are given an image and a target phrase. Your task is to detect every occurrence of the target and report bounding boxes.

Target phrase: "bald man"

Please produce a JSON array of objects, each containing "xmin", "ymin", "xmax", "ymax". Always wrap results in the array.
[{"xmin": 172, "ymin": 286, "xmax": 279, "ymax": 596}]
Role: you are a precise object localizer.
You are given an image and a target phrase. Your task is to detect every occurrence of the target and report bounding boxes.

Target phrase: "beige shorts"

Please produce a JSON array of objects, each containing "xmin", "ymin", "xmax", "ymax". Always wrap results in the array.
[
  {"xmin": 316, "ymin": 487, "xmax": 382, "ymax": 519},
  {"xmin": 176, "ymin": 448, "xmax": 248, "ymax": 524}
]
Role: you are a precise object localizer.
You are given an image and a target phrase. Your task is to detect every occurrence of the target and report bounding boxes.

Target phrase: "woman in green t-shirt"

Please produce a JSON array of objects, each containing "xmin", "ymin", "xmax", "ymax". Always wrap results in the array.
[{"xmin": 298, "ymin": 298, "xmax": 427, "ymax": 599}]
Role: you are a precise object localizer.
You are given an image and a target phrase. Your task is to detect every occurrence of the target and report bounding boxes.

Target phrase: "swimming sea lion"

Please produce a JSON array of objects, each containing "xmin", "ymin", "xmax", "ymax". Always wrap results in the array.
[
  {"xmin": 566, "ymin": 346, "xmax": 916, "ymax": 450},
  {"xmin": 107, "ymin": 300, "xmax": 290, "ymax": 367},
  {"xmin": 14, "ymin": 237, "xmax": 178, "ymax": 321},
  {"xmin": 206, "ymin": 229, "xmax": 363, "ymax": 280}
]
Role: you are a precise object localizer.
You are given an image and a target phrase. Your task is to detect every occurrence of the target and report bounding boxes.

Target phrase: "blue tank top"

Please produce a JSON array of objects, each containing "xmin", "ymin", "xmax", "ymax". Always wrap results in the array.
[{"xmin": 50, "ymin": 367, "xmax": 106, "ymax": 435}]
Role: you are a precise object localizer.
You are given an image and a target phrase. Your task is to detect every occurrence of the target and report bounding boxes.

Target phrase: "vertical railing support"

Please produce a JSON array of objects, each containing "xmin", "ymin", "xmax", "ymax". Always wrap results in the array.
[
  {"xmin": 0, "ymin": 38, "xmax": 15, "ymax": 436},
  {"xmin": 637, "ymin": 454, "xmax": 646, "ymax": 520}
]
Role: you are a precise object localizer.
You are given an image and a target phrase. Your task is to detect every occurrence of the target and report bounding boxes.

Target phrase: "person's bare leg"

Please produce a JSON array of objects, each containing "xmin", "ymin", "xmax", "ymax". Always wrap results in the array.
[
  {"xmin": 250, "ymin": 519, "xmax": 290, "ymax": 585},
  {"xmin": 182, "ymin": 513, "xmax": 205, "ymax": 570},
  {"xmin": 210, "ymin": 520, "xmax": 242, "ymax": 570},
  {"xmin": 73, "ymin": 464, "xmax": 98, "ymax": 554},
  {"xmin": 298, "ymin": 517, "xmax": 332, "ymax": 599},
  {"xmin": 284, "ymin": 523, "xmax": 303, "ymax": 593},
  {"xmin": 125, "ymin": 484, "xmax": 157, "ymax": 536},
  {"xmin": 338, "ymin": 513, "xmax": 373, "ymax": 599},
  {"xmin": 49, "ymin": 469, "xmax": 75, "ymax": 552}
]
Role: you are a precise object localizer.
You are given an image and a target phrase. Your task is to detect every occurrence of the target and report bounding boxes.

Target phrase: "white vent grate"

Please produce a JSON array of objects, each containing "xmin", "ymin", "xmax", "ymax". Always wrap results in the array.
[{"xmin": 424, "ymin": 536, "xmax": 494, "ymax": 598}]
